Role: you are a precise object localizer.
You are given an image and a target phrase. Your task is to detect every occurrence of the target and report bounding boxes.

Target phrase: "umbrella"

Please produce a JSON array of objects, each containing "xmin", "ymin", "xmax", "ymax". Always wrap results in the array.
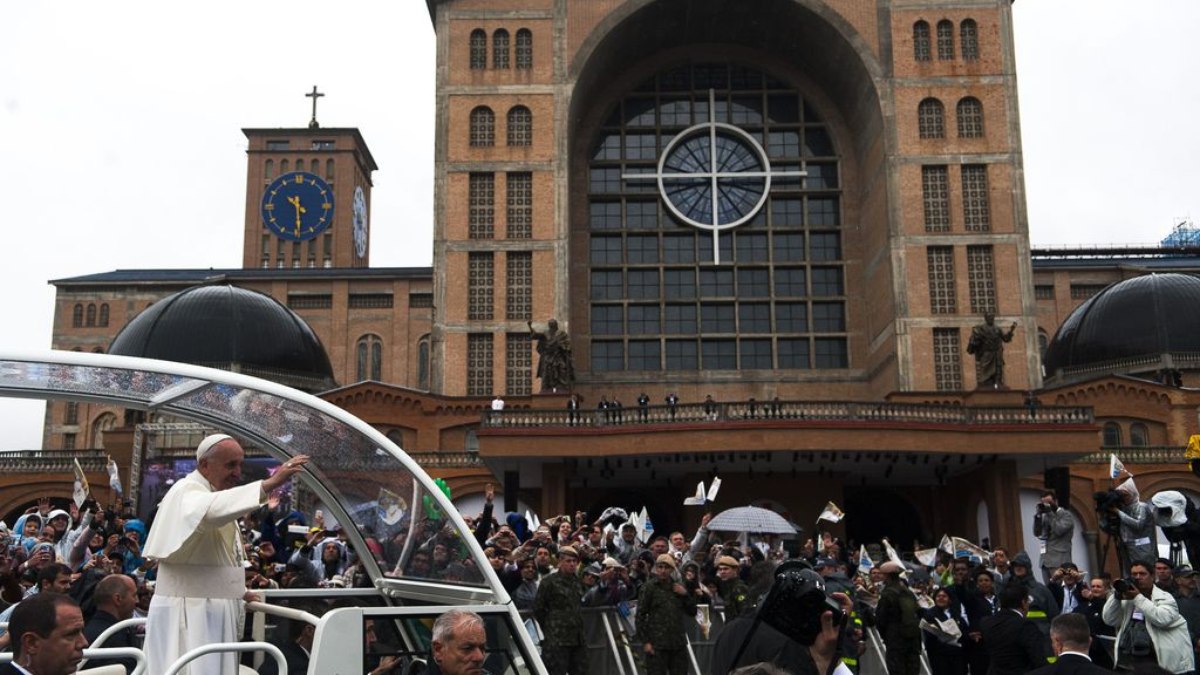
[{"xmin": 707, "ymin": 505, "xmax": 798, "ymax": 535}]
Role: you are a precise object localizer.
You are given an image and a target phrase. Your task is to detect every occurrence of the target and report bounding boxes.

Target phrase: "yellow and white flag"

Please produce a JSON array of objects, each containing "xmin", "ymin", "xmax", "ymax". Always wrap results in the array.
[
  {"xmin": 72, "ymin": 457, "xmax": 90, "ymax": 508},
  {"xmin": 817, "ymin": 501, "xmax": 845, "ymax": 524}
]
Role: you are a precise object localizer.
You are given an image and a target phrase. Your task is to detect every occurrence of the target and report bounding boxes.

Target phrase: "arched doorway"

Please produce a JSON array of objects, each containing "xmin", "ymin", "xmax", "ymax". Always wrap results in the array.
[{"xmin": 844, "ymin": 488, "xmax": 925, "ymax": 550}]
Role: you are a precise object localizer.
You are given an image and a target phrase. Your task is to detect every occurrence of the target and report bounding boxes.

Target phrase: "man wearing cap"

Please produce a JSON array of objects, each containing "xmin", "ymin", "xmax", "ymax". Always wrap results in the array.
[
  {"xmin": 715, "ymin": 555, "xmax": 751, "ymax": 620},
  {"xmin": 875, "ymin": 560, "xmax": 922, "ymax": 675},
  {"xmin": 1156, "ymin": 558, "xmax": 1180, "ymax": 597},
  {"xmin": 1170, "ymin": 565, "xmax": 1200, "ymax": 654},
  {"xmin": 534, "ymin": 545, "xmax": 587, "ymax": 675},
  {"xmin": 142, "ymin": 434, "xmax": 308, "ymax": 674},
  {"xmin": 636, "ymin": 553, "xmax": 697, "ymax": 675}
]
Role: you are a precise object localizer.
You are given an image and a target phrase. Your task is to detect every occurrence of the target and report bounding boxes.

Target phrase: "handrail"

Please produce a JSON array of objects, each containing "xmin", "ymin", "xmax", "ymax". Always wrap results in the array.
[
  {"xmin": 246, "ymin": 599, "xmax": 320, "ymax": 626},
  {"xmin": 0, "ymin": 647, "xmax": 146, "ymax": 675},
  {"xmin": 162, "ymin": 641, "xmax": 287, "ymax": 675},
  {"xmin": 79, "ymin": 617, "xmax": 147, "ymax": 668}
]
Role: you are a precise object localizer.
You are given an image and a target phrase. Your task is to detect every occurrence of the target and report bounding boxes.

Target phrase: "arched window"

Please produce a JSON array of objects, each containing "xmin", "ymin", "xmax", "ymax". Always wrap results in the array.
[
  {"xmin": 1037, "ymin": 331, "xmax": 1049, "ymax": 362},
  {"xmin": 470, "ymin": 106, "xmax": 495, "ymax": 147},
  {"xmin": 913, "ymin": 21, "xmax": 931, "ymax": 62},
  {"xmin": 356, "ymin": 334, "xmax": 383, "ymax": 382},
  {"xmin": 493, "ymin": 29, "xmax": 510, "ymax": 69},
  {"xmin": 515, "ymin": 29, "xmax": 533, "ymax": 70},
  {"xmin": 957, "ymin": 97, "xmax": 984, "ymax": 138},
  {"xmin": 98, "ymin": 304, "xmax": 109, "ymax": 327},
  {"xmin": 92, "ymin": 412, "xmax": 118, "ymax": 449},
  {"xmin": 86, "ymin": 304, "xmax": 97, "ymax": 327},
  {"xmin": 1130, "ymin": 423, "xmax": 1150, "ymax": 447},
  {"xmin": 311, "ymin": 159, "xmax": 319, "ymax": 174},
  {"xmin": 936, "ymin": 20, "xmax": 955, "ymax": 60},
  {"xmin": 72, "ymin": 304, "xmax": 83, "ymax": 328},
  {"xmin": 469, "ymin": 29, "xmax": 487, "ymax": 69},
  {"xmin": 281, "ymin": 159, "xmax": 289, "ymax": 173},
  {"xmin": 265, "ymin": 159, "xmax": 274, "ymax": 180},
  {"xmin": 1102, "ymin": 422, "xmax": 1123, "ymax": 447},
  {"xmin": 917, "ymin": 98, "xmax": 945, "ymax": 139},
  {"xmin": 507, "ymin": 106, "xmax": 532, "ymax": 146},
  {"xmin": 960, "ymin": 19, "xmax": 979, "ymax": 60},
  {"xmin": 325, "ymin": 159, "xmax": 334, "ymax": 180},
  {"xmin": 418, "ymin": 335, "xmax": 430, "ymax": 390},
  {"xmin": 386, "ymin": 429, "xmax": 406, "ymax": 449}
]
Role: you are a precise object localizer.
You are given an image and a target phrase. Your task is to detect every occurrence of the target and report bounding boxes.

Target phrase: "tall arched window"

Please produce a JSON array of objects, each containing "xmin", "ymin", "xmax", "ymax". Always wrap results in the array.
[
  {"xmin": 72, "ymin": 304, "xmax": 83, "ymax": 328},
  {"xmin": 917, "ymin": 98, "xmax": 945, "ymax": 139},
  {"xmin": 356, "ymin": 334, "xmax": 383, "ymax": 381},
  {"xmin": 515, "ymin": 29, "xmax": 532, "ymax": 69},
  {"xmin": 493, "ymin": 29, "xmax": 510, "ymax": 69},
  {"xmin": 470, "ymin": 106, "xmax": 495, "ymax": 147},
  {"xmin": 957, "ymin": 97, "xmax": 984, "ymax": 138},
  {"xmin": 265, "ymin": 159, "xmax": 274, "ymax": 179},
  {"xmin": 325, "ymin": 159, "xmax": 334, "ymax": 180},
  {"xmin": 1102, "ymin": 422, "xmax": 1123, "ymax": 447},
  {"xmin": 913, "ymin": 21, "xmax": 931, "ymax": 62},
  {"xmin": 418, "ymin": 335, "xmax": 430, "ymax": 390},
  {"xmin": 586, "ymin": 63, "xmax": 847, "ymax": 372},
  {"xmin": 98, "ymin": 304, "xmax": 109, "ymax": 327},
  {"xmin": 470, "ymin": 29, "xmax": 487, "ymax": 69},
  {"xmin": 92, "ymin": 412, "xmax": 118, "ymax": 449},
  {"xmin": 507, "ymin": 106, "xmax": 532, "ymax": 146},
  {"xmin": 936, "ymin": 20, "xmax": 955, "ymax": 60},
  {"xmin": 86, "ymin": 304, "xmax": 97, "ymax": 327},
  {"xmin": 1130, "ymin": 423, "xmax": 1150, "ymax": 447},
  {"xmin": 310, "ymin": 159, "xmax": 319, "ymax": 174},
  {"xmin": 960, "ymin": 19, "xmax": 979, "ymax": 61},
  {"xmin": 281, "ymin": 159, "xmax": 289, "ymax": 173}
]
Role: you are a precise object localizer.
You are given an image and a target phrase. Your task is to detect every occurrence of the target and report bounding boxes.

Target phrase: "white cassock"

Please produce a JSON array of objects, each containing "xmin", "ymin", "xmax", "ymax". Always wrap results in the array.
[{"xmin": 143, "ymin": 471, "xmax": 263, "ymax": 674}]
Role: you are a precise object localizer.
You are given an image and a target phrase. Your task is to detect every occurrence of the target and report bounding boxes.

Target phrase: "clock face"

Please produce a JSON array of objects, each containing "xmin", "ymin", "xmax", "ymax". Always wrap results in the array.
[
  {"xmin": 352, "ymin": 186, "xmax": 368, "ymax": 258},
  {"xmin": 261, "ymin": 172, "xmax": 334, "ymax": 241}
]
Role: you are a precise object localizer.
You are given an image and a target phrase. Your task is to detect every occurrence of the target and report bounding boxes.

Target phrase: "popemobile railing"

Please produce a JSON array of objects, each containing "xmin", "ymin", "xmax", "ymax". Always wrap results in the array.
[{"xmin": 483, "ymin": 400, "xmax": 1094, "ymax": 429}]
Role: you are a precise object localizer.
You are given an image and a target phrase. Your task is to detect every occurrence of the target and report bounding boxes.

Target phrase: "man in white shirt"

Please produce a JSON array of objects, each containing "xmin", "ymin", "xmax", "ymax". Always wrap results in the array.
[{"xmin": 142, "ymin": 434, "xmax": 308, "ymax": 674}]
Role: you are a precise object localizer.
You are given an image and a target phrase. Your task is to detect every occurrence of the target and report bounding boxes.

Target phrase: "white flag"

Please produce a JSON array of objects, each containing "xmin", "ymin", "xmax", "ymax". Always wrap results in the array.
[
  {"xmin": 817, "ymin": 501, "xmax": 845, "ymax": 524},
  {"xmin": 72, "ymin": 457, "xmax": 90, "ymax": 508},
  {"xmin": 106, "ymin": 457, "xmax": 123, "ymax": 497},
  {"xmin": 881, "ymin": 537, "xmax": 904, "ymax": 567},
  {"xmin": 857, "ymin": 545, "xmax": 875, "ymax": 575},
  {"xmin": 1110, "ymin": 454, "xmax": 1128, "ymax": 479}
]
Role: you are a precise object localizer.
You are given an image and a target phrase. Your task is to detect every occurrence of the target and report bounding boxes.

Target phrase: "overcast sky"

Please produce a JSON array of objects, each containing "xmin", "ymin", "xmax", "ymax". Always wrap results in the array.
[{"xmin": 0, "ymin": 1, "xmax": 1196, "ymax": 451}]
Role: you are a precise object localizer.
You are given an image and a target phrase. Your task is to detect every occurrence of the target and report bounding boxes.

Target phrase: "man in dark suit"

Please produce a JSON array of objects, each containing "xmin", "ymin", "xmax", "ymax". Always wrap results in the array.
[
  {"xmin": 1048, "ymin": 562, "xmax": 1086, "ymax": 616},
  {"xmin": 2, "ymin": 592, "xmax": 88, "ymax": 675},
  {"xmin": 81, "ymin": 573, "xmax": 138, "ymax": 673},
  {"xmin": 981, "ymin": 583, "xmax": 1050, "ymax": 675},
  {"xmin": 1027, "ymin": 613, "xmax": 1112, "ymax": 675}
]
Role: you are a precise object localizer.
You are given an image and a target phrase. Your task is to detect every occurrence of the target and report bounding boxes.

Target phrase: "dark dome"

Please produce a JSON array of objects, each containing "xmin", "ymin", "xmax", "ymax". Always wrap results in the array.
[
  {"xmin": 109, "ymin": 284, "xmax": 336, "ymax": 392},
  {"xmin": 1043, "ymin": 273, "xmax": 1200, "ymax": 376}
]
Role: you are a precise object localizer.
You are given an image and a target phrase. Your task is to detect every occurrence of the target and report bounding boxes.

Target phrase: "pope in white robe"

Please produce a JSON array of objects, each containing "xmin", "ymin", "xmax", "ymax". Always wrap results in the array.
[{"xmin": 142, "ymin": 433, "xmax": 308, "ymax": 674}]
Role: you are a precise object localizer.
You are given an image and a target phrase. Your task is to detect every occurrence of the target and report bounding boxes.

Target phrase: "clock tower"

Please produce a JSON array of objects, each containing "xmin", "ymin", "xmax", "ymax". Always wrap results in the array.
[{"xmin": 242, "ymin": 119, "xmax": 378, "ymax": 269}]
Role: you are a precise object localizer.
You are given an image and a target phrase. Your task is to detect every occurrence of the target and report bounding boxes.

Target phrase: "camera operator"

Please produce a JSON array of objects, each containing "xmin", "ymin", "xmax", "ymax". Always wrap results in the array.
[
  {"xmin": 1035, "ymin": 490, "xmax": 1075, "ymax": 584},
  {"xmin": 1110, "ymin": 478, "xmax": 1157, "ymax": 569},
  {"xmin": 1102, "ymin": 560, "xmax": 1195, "ymax": 673}
]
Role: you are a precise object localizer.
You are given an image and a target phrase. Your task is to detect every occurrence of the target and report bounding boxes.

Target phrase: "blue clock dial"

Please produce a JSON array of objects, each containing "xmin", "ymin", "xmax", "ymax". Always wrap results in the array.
[{"xmin": 261, "ymin": 172, "xmax": 335, "ymax": 241}]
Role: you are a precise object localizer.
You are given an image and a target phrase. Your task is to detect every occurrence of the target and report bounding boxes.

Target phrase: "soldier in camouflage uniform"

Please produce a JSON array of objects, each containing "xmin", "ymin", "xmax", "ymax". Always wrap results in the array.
[
  {"xmin": 636, "ymin": 553, "xmax": 698, "ymax": 675},
  {"xmin": 533, "ymin": 545, "xmax": 588, "ymax": 675},
  {"xmin": 875, "ymin": 561, "xmax": 922, "ymax": 675},
  {"xmin": 714, "ymin": 555, "xmax": 751, "ymax": 620}
]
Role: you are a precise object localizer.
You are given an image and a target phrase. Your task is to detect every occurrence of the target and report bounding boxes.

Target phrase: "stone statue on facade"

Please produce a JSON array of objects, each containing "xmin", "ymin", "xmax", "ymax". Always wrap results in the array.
[
  {"xmin": 528, "ymin": 319, "xmax": 574, "ymax": 393},
  {"xmin": 966, "ymin": 312, "xmax": 1017, "ymax": 388}
]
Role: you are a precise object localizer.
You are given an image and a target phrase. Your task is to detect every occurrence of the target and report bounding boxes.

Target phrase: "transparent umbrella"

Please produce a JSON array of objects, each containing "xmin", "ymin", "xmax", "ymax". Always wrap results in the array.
[{"xmin": 707, "ymin": 505, "xmax": 799, "ymax": 535}]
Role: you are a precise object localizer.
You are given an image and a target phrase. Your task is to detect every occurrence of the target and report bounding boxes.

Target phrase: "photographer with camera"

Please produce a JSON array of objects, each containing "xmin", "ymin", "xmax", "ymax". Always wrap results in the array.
[
  {"xmin": 1035, "ymin": 490, "xmax": 1075, "ymax": 584},
  {"xmin": 1103, "ymin": 560, "xmax": 1195, "ymax": 673},
  {"xmin": 1111, "ymin": 477, "xmax": 1157, "ymax": 570}
]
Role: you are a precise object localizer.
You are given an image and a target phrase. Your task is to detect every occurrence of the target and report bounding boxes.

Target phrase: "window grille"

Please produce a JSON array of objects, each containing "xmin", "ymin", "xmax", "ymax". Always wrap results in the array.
[
  {"xmin": 966, "ymin": 245, "xmax": 996, "ymax": 314},
  {"xmin": 934, "ymin": 328, "xmax": 963, "ymax": 391},
  {"xmin": 506, "ymin": 333, "xmax": 531, "ymax": 395},
  {"xmin": 410, "ymin": 293, "xmax": 433, "ymax": 308},
  {"xmin": 469, "ymin": 173, "xmax": 495, "ymax": 239},
  {"xmin": 913, "ymin": 21, "xmax": 931, "ymax": 61},
  {"xmin": 936, "ymin": 20, "xmax": 955, "ymax": 60},
  {"xmin": 1034, "ymin": 285, "xmax": 1054, "ymax": 299},
  {"xmin": 507, "ymin": 106, "xmax": 532, "ymax": 146},
  {"xmin": 961, "ymin": 164, "xmax": 990, "ymax": 231},
  {"xmin": 927, "ymin": 247, "xmax": 957, "ymax": 314},
  {"xmin": 349, "ymin": 294, "xmax": 394, "ymax": 309},
  {"xmin": 506, "ymin": 172, "xmax": 532, "ymax": 238},
  {"xmin": 957, "ymin": 97, "xmax": 984, "ymax": 138},
  {"xmin": 515, "ymin": 29, "xmax": 532, "ymax": 69},
  {"xmin": 918, "ymin": 98, "xmax": 945, "ymax": 139},
  {"xmin": 470, "ymin": 29, "xmax": 486, "ymax": 69},
  {"xmin": 288, "ymin": 294, "xmax": 333, "ymax": 309},
  {"xmin": 468, "ymin": 253, "xmax": 494, "ymax": 320},
  {"xmin": 467, "ymin": 334, "xmax": 494, "ymax": 396},
  {"xmin": 493, "ymin": 30, "xmax": 510, "ymax": 69},
  {"xmin": 1071, "ymin": 284, "xmax": 1107, "ymax": 299},
  {"xmin": 922, "ymin": 165, "xmax": 950, "ymax": 232},
  {"xmin": 960, "ymin": 19, "xmax": 979, "ymax": 61},
  {"xmin": 469, "ymin": 107, "xmax": 495, "ymax": 147},
  {"xmin": 506, "ymin": 252, "xmax": 532, "ymax": 320}
]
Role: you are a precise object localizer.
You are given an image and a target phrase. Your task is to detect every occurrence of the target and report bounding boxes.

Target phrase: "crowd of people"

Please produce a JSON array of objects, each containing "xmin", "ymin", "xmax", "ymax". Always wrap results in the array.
[{"xmin": 3, "ymin": 437, "xmax": 1200, "ymax": 675}]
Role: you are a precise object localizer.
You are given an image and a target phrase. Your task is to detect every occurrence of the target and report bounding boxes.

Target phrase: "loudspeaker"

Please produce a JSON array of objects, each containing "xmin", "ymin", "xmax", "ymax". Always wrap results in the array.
[
  {"xmin": 504, "ymin": 471, "xmax": 519, "ymax": 513},
  {"xmin": 1044, "ymin": 467, "xmax": 1070, "ymax": 506}
]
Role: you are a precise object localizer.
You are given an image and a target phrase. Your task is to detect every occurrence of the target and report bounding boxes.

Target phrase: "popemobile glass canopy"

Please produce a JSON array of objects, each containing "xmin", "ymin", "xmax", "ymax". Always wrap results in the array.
[{"xmin": 0, "ymin": 350, "xmax": 507, "ymax": 607}]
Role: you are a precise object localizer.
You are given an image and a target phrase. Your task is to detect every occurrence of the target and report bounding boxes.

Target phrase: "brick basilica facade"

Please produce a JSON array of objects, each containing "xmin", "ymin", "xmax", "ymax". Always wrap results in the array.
[{"xmin": 9, "ymin": 0, "xmax": 1200, "ymax": 576}]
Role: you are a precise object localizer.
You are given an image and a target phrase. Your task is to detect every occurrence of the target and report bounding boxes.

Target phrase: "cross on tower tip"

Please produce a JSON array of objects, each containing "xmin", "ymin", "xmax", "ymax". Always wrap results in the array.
[{"xmin": 306, "ymin": 85, "xmax": 324, "ymax": 129}]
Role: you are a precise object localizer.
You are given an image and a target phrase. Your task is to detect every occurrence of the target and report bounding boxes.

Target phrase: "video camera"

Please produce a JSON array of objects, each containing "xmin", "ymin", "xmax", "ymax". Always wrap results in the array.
[
  {"xmin": 755, "ymin": 560, "xmax": 845, "ymax": 646},
  {"xmin": 1094, "ymin": 490, "xmax": 1123, "ymax": 536}
]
